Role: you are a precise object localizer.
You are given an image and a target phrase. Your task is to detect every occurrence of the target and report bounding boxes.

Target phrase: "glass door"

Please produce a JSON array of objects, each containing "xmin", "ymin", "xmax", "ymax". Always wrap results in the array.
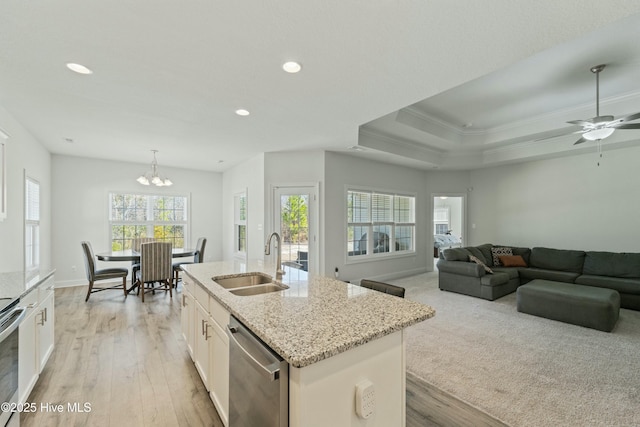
[{"xmin": 273, "ymin": 186, "xmax": 317, "ymax": 275}]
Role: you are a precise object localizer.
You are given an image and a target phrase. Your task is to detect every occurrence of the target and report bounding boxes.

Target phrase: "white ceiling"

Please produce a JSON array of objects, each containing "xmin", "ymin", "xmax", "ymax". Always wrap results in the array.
[{"xmin": 1, "ymin": 1, "xmax": 640, "ymax": 173}]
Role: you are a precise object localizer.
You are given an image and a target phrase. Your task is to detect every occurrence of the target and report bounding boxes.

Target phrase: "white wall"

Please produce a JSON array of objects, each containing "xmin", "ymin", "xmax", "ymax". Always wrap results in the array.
[
  {"xmin": 222, "ymin": 154, "xmax": 265, "ymax": 261},
  {"xmin": 467, "ymin": 144, "xmax": 640, "ymax": 252},
  {"xmin": 324, "ymin": 152, "xmax": 429, "ymax": 282},
  {"xmin": 0, "ymin": 106, "xmax": 52, "ymax": 273},
  {"xmin": 52, "ymin": 155, "xmax": 222, "ymax": 286}
]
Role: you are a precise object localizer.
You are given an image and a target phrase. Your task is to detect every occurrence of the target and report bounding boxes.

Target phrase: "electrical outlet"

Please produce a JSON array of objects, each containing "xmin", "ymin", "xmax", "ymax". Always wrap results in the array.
[{"xmin": 355, "ymin": 379, "xmax": 375, "ymax": 419}]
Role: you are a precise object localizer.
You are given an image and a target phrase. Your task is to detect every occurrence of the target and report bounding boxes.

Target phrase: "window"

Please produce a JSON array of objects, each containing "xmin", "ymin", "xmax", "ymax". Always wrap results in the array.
[
  {"xmin": 347, "ymin": 189, "xmax": 415, "ymax": 259},
  {"xmin": 109, "ymin": 193, "xmax": 188, "ymax": 250},
  {"xmin": 234, "ymin": 192, "xmax": 247, "ymax": 257},
  {"xmin": 434, "ymin": 207, "xmax": 450, "ymax": 234},
  {"xmin": 25, "ymin": 177, "xmax": 40, "ymax": 270}
]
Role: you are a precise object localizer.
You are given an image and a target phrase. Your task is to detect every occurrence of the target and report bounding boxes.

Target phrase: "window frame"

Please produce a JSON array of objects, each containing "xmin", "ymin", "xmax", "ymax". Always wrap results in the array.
[
  {"xmin": 108, "ymin": 191, "xmax": 189, "ymax": 251},
  {"xmin": 345, "ymin": 186, "xmax": 416, "ymax": 263},
  {"xmin": 233, "ymin": 190, "xmax": 248, "ymax": 259},
  {"xmin": 25, "ymin": 176, "xmax": 40, "ymax": 271}
]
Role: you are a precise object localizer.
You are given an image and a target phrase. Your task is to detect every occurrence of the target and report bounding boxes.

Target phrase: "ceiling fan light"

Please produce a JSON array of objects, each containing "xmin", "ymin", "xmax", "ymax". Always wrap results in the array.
[{"xmin": 583, "ymin": 128, "xmax": 615, "ymax": 141}]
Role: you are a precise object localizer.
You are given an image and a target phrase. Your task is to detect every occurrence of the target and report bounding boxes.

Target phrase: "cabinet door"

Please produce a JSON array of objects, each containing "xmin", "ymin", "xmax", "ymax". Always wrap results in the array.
[
  {"xmin": 18, "ymin": 307, "xmax": 39, "ymax": 404},
  {"xmin": 209, "ymin": 319, "xmax": 229, "ymax": 426},
  {"xmin": 37, "ymin": 291, "xmax": 55, "ymax": 371},
  {"xmin": 194, "ymin": 301, "xmax": 211, "ymax": 390},
  {"xmin": 181, "ymin": 290, "xmax": 195, "ymax": 360}
]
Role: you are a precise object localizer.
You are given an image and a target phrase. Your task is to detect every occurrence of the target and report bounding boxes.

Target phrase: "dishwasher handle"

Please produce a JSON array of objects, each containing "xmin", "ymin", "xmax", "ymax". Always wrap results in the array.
[
  {"xmin": 0, "ymin": 307, "xmax": 26, "ymax": 342},
  {"xmin": 227, "ymin": 325, "xmax": 281, "ymax": 382}
]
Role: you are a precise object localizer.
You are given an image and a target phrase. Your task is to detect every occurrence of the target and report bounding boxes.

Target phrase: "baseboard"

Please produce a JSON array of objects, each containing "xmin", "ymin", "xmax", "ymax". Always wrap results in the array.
[{"xmin": 364, "ymin": 267, "xmax": 430, "ymax": 284}]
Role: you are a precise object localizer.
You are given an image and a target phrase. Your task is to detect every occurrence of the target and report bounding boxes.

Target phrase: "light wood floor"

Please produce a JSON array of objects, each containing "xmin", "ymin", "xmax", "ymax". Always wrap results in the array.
[
  {"xmin": 22, "ymin": 286, "xmax": 223, "ymax": 427},
  {"xmin": 23, "ymin": 285, "xmax": 503, "ymax": 427}
]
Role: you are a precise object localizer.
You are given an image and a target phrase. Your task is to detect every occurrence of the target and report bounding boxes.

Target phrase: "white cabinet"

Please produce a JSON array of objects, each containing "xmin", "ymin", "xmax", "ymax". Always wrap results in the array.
[
  {"xmin": 180, "ymin": 277, "xmax": 230, "ymax": 427},
  {"xmin": 181, "ymin": 285, "xmax": 195, "ymax": 360},
  {"xmin": 194, "ymin": 299, "xmax": 211, "ymax": 390},
  {"xmin": 209, "ymin": 297, "xmax": 229, "ymax": 426},
  {"xmin": 18, "ymin": 296, "xmax": 39, "ymax": 404},
  {"xmin": 37, "ymin": 287, "xmax": 55, "ymax": 371},
  {"xmin": 18, "ymin": 276, "xmax": 55, "ymax": 404}
]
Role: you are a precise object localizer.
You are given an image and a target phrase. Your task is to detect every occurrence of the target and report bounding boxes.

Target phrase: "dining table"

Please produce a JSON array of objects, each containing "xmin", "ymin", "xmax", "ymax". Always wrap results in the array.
[{"xmin": 96, "ymin": 248, "xmax": 196, "ymax": 293}]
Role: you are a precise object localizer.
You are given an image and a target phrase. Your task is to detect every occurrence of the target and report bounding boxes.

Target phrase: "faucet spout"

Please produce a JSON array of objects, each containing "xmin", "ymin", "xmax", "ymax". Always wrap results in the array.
[{"xmin": 265, "ymin": 232, "xmax": 285, "ymax": 281}]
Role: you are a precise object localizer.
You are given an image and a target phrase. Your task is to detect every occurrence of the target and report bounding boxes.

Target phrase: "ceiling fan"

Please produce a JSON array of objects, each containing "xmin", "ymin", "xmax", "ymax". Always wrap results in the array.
[{"xmin": 567, "ymin": 64, "xmax": 640, "ymax": 145}]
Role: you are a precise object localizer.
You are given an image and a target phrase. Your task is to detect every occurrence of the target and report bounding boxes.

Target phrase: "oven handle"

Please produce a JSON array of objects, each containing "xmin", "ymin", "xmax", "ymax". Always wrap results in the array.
[{"xmin": 0, "ymin": 307, "xmax": 27, "ymax": 342}]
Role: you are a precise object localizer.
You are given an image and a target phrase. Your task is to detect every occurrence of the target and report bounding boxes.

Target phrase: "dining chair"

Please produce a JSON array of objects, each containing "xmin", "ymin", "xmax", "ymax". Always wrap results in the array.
[
  {"xmin": 135, "ymin": 241, "xmax": 173, "ymax": 302},
  {"xmin": 360, "ymin": 279, "xmax": 405, "ymax": 298},
  {"xmin": 173, "ymin": 237, "xmax": 207, "ymax": 287},
  {"xmin": 81, "ymin": 241, "xmax": 129, "ymax": 302},
  {"xmin": 131, "ymin": 237, "xmax": 156, "ymax": 282}
]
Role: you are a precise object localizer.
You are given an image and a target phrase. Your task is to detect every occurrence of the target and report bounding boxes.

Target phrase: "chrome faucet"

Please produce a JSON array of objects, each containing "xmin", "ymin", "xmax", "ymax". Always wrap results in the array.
[{"xmin": 265, "ymin": 232, "xmax": 285, "ymax": 281}]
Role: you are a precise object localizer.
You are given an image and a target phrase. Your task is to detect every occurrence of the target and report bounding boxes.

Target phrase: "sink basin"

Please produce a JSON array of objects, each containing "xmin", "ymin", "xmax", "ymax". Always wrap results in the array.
[
  {"xmin": 213, "ymin": 273, "xmax": 273, "ymax": 289},
  {"xmin": 229, "ymin": 283, "xmax": 289, "ymax": 296}
]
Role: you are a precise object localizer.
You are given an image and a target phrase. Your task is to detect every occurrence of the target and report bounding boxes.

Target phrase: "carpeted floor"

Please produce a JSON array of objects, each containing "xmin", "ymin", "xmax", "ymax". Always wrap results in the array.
[{"xmin": 396, "ymin": 271, "xmax": 640, "ymax": 427}]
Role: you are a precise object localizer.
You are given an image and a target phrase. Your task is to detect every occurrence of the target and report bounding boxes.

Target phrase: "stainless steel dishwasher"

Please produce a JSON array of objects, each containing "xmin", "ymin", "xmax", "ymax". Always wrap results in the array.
[{"xmin": 227, "ymin": 316, "xmax": 288, "ymax": 427}]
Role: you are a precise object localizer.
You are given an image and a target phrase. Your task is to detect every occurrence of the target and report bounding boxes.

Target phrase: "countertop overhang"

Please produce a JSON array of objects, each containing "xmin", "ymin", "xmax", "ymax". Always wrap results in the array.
[{"xmin": 182, "ymin": 260, "xmax": 435, "ymax": 368}]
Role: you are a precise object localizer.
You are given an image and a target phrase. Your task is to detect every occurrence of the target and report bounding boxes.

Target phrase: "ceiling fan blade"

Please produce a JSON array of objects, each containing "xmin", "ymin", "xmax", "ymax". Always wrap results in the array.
[
  {"xmin": 573, "ymin": 137, "xmax": 587, "ymax": 145},
  {"xmin": 566, "ymin": 119, "xmax": 592, "ymax": 126},
  {"xmin": 617, "ymin": 112, "xmax": 640, "ymax": 123},
  {"xmin": 532, "ymin": 126, "xmax": 581, "ymax": 142},
  {"xmin": 612, "ymin": 123, "xmax": 640, "ymax": 130}
]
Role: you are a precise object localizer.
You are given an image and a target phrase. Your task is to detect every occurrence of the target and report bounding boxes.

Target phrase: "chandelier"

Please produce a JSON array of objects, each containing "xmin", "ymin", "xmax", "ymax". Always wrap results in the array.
[{"xmin": 136, "ymin": 150, "xmax": 173, "ymax": 186}]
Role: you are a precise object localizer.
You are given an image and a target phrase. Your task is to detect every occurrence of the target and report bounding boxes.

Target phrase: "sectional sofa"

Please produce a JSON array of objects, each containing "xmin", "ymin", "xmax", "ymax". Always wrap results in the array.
[{"xmin": 437, "ymin": 244, "xmax": 640, "ymax": 310}]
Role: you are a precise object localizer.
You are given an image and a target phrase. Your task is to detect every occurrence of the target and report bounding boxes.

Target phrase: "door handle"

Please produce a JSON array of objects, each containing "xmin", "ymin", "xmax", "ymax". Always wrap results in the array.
[{"xmin": 227, "ymin": 324, "xmax": 280, "ymax": 381}]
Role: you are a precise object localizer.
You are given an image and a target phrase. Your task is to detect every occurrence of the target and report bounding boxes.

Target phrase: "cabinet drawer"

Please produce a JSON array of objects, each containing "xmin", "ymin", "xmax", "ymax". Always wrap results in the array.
[
  {"xmin": 194, "ymin": 284, "xmax": 210, "ymax": 313},
  {"xmin": 38, "ymin": 277, "xmax": 55, "ymax": 301},
  {"xmin": 21, "ymin": 289, "xmax": 39, "ymax": 309},
  {"xmin": 209, "ymin": 296, "xmax": 230, "ymax": 328}
]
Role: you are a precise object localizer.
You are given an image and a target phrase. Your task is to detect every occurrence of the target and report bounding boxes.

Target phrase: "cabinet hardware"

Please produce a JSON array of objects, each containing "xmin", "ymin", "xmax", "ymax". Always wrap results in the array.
[
  {"xmin": 204, "ymin": 323, "xmax": 211, "ymax": 341},
  {"xmin": 201, "ymin": 319, "xmax": 206, "ymax": 335},
  {"xmin": 38, "ymin": 310, "xmax": 45, "ymax": 326},
  {"xmin": 182, "ymin": 295, "xmax": 187, "ymax": 307},
  {"xmin": 27, "ymin": 303, "xmax": 37, "ymax": 309},
  {"xmin": 43, "ymin": 307, "xmax": 47, "ymax": 322}
]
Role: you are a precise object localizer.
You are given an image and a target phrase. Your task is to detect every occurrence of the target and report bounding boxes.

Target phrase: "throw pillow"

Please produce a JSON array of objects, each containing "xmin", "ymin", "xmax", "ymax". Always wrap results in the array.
[
  {"xmin": 491, "ymin": 246, "xmax": 513, "ymax": 266},
  {"xmin": 469, "ymin": 255, "xmax": 494, "ymax": 274},
  {"xmin": 498, "ymin": 254, "xmax": 527, "ymax": 267}
]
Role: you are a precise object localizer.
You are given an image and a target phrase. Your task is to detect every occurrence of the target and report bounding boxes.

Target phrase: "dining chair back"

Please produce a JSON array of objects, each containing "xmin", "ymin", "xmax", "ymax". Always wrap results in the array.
[
  {"xmin": 131, "ymin": 237, "xmax": 156, "ymax": 282},
  {"xmin": 81, "ymin": 241, "xmax": 129, "ymax": 302},
  {"xmin": 360, "ymin": 279, "xmax": 406, "ymax": 298},
  {"xmin": 173, "ymin": 237, "xmax": 207, "ymax": 287},
  {"xmin": 137, "ymin": 241, "xmax": 173, "ymax": 302}
]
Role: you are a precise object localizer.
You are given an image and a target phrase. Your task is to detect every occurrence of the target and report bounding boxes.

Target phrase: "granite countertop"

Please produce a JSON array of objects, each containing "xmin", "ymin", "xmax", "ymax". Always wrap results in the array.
[
  {"xmin": 182, "ymin": 260, "xmax": 435, "ymax": 368},
  {"xmin": 0, "ymin": 268, "xmax": 56, "ymax": 302}
]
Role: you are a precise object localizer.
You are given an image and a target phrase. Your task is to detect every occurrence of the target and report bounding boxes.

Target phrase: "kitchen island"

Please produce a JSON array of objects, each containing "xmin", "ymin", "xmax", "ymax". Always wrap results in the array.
[{"xmin": 181, "ymin": 260, "xmax": 434, "ymax": 427}]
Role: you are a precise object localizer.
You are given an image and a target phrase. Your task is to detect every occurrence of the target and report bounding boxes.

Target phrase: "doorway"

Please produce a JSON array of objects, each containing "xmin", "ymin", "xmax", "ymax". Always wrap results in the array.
[
  {"xmin": 433, "ymin": 194, "xmax": 466, "ymax": 259},
  {"xmin": 273, "ymin": 186, "xmax": 318, "ymax": 275}
]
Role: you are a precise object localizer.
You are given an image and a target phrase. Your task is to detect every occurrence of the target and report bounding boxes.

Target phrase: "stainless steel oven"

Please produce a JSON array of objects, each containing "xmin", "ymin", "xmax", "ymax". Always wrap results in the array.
[{"xmin": 0, "ymin": 300, "xmax": 25, "ymax": 427}]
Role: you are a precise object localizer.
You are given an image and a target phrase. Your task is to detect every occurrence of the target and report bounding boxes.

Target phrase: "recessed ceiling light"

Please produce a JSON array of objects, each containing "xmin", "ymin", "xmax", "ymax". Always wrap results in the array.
[
  {"xmin": 235, "ymin": 109, "xmax": 250, "ymax": 116},
  {"xmin": 282, "ymin": 61, "xmax": 302, "ymax": 73},
  {"xmin": 66, "ymin": 63, "xmax": 93, "ymax": 75}
]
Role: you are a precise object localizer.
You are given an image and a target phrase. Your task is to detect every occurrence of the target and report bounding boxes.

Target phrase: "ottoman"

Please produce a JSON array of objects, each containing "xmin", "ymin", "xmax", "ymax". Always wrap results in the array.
[{"xmin": 516, "ymin": 279, "xmax": 620, "ymax": 332}]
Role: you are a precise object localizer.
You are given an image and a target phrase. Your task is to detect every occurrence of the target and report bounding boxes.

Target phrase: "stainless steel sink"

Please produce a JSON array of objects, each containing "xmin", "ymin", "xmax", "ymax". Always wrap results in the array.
[
  {"xmin": 229, "ymin": 283, "xmax": 289, "ymax": 296},
  {"xmin": 213, "ymin": 273, "xmax": 273, "ymax": 289}
]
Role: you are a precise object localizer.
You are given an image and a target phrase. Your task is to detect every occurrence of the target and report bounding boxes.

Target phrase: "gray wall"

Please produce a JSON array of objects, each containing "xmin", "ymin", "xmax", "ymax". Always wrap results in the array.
[
  {"xmin": 466, "ymin": 145, "xmax": 640, "ymax": 252},
  {"xmin": 52, "ymin": 155, "xmax": 222, "ymax": 286},
  {"xmin": 324, "ymin": 152, "xmax": 430, "ymax": 282},
  {"xmin": 0, "ymin": 106, "xmax": 52, "ymax": 273}
]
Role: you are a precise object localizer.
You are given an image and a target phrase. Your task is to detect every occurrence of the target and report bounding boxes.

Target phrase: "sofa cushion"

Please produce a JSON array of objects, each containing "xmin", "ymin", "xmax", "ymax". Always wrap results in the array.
[
  {"xmin": 476, "ymin": 244, "xmax": 494, "ymax": 267},
  {"xmin": 442, "ymin": 247, "xmax": 472, "ymax": 262},
  {"xmin": 480, "ymin": 272, "xmax": 510, "ymax": 286},
  {"xmin": 529, "ymin": 247, "xmax": 585, "ymax": 273},
  {"xmin": 519, "ymin": 268, "xmax": 580, "ymax": 283},
  {"xmin": 583, "ymin": 252, "xmax": 640, "ymax": 278},
  {"xmin": 494, "ymin": 245, "xmax": 531, "ymax": 265},
  {"xmin": 469, "ymin": 255, "xmax": 493, "ymax": 274},
  {"xmin": 491, "ymin": 267, "xmax": 520, "ymax": 280},
  {"xmin": 466, "ymin": 247, "xmax": 490, "ymax": 265},
  {"xmin": 491, "ymin": 247, "xmax": 513, "ymax": 266},
  {"xmin": 499, "ymin": 255, "xmax": 527, "ymax": 267},
  {"xmin": 575, "ymin": 275, "xmax": 640, "ymax": 295}
]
